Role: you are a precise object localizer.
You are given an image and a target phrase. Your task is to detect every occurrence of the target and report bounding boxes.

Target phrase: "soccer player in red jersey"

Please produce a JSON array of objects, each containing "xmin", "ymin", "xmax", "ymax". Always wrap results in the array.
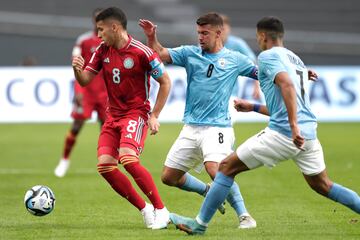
[
  {"xmin": 72, "ymin": 7, "xmax": 172, "ymax": 229},
  {"xmin": 55, "ymin": 9, "xmax": 108, "ymax": 178}
]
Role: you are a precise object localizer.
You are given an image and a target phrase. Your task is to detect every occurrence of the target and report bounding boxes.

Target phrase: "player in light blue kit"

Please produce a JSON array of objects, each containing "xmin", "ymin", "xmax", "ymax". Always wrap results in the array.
[
  {"xmin": 221, "ymin": 15, "xmax": 256, "ymax": 62},
  {"xmin": 221, "ymin": 14, "xmax": 261, "ymax": 100},
  {"xmin": 139, "ymin": 12, "xmax": 258, "ymax": 229},
  {"xmin": 169, "ymin": 16, "xmax": 360, "ymax": 235}
]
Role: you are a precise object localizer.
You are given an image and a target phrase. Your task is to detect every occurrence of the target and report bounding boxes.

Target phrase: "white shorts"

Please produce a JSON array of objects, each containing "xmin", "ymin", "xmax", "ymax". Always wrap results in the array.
[
  {"xmin": 236, "ymin": 127, "xmax": 326, "ymax": 176},
  {"xmin": 165, "ymin": 125, "xmax": 235, "ymax": 173}
]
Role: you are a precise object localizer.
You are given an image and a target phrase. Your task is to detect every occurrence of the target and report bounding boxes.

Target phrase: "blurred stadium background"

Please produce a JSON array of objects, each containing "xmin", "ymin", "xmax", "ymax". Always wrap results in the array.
[{"xmin": 1, "ymin": 0, "xmax": 360, "ymax": 65}]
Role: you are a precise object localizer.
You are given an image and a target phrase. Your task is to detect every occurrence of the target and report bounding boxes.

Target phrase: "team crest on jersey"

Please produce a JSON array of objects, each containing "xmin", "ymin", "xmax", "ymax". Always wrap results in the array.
[
  {"xmin": 218, "ymin": 58, "xmax": 226, "ymax": 68},
  {"xmin": 123, "ymin": 57, "xmax": 134, "ymax": 69}
]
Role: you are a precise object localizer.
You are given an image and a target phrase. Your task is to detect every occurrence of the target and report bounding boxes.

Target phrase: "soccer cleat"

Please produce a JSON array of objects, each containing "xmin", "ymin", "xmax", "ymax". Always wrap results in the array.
[
  {"xmin": 217, "ymin": 201, "xmax": 226, "ymax": 215},
  {"xmin": 204, "ymin": 183, "xmax": 226, "ymax": 214},
  {"xmin": 141, "ymin": 202, "xmax": 155, "ymax": 228},
  {"xmin": 169, "ymin": 213, "xmax": 206, "ymax": 235},
  {"xmin": 54, "ymin": 158, "xmax": 70, "ymax": 177},
  {"xmin": 238, "ymin": 214, "xmax": 257, "ymax": 229},
  {"xmin": 152, "ymin": 207, "xmax": 170, "ymax": 230}
]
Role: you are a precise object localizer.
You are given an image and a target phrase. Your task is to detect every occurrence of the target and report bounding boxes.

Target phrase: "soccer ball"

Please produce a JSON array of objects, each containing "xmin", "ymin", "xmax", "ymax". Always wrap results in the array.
[{"xmin": 24, "ymin": 185, "xmax": 56, "ymax": 216}]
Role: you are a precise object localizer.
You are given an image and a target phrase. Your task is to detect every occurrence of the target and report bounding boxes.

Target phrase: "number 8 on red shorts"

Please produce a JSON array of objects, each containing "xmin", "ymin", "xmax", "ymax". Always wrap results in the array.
[{"xmin": 98, "ymin": 115, "xmax": 149, "ymax": 158}]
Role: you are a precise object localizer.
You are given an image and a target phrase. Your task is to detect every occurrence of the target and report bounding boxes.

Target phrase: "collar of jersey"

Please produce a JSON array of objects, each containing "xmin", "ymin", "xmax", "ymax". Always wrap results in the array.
[{"xmin": 202, "ymin": 47, "xmax": 226, "ymax": 57}]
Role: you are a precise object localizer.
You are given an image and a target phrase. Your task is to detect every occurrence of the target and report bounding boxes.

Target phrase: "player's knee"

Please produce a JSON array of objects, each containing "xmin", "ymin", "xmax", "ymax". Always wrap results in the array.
[
  {"xmin": 118, "ymin": 154, "xmax": 139, "ymax": 170},
  {"xmin": 218, "ymin": 153, "xmax": 248, "ymax": 178},
  {"xmin": 204, "ymin": 162, "xmax": 219, "ymax": 180},
  {"xmin": 97, "ymin": 154, "xmax": 117, "ymax": 165},
  {"xmin": 71, "ymin": 128, "xmax": 81, "ymax": 135},
  {"xmin": 218, "ymin": 158, "xmax": 235, "ymax": 176},
  {"xmin": 72, "ymin": 121, "xmax": 84, "ymax": 134},
  {"xmin": 97, "ymin": 161, "xmax": 117, "ymax": 175}
]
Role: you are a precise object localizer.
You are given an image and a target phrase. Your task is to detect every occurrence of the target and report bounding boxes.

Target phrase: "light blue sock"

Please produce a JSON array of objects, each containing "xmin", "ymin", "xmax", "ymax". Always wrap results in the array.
[
  {"xmin": 226, "ymin": 182, "xmax": 248, "ymax": 216},
  {"xmin": 328, "ymin": 182, "xmax": 360, "ymax": 214},
  {"xmin": 197, "ymin": 172, "xmax": 233, "ymax": 224},
  {"xmin": 179, "ymin": 173, "xmax": 207, "ymax": 195}
]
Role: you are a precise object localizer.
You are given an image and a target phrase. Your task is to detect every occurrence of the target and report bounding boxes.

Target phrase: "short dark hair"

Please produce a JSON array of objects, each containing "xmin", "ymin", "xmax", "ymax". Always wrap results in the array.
[
  {"xmin": 256, "ymin": 16, "xmax": 284, "ymax": 40},
  {"xmin": 196, "ymin": 12, "xmax": 223, "ymax": 27},
  {"xmin": 95, "ymin": 7, "xmax": 127, "ymax": 29}
]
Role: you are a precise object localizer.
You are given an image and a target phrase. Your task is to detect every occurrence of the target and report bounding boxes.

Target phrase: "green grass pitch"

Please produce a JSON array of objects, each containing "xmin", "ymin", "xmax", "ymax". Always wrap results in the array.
[{"xmin": 0, "ymin": 123, "xmax": 359, "ymax": 239}]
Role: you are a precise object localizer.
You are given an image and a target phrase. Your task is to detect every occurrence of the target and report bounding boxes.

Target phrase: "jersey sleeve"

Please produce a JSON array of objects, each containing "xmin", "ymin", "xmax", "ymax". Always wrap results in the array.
[
  {"xmin": 237, "ymin": 53, "xmax": 259, "ymax": 80},
  {"xmin": 148, "ymin": 52, "xmax": 166, "ymax": 79},
  {"xmin": 168, "ymin": 45, "xmax": 189, "ymax": 67},
  {"xmin": 258, "ymin": 51, "xmax": 287, "ymax": 83},
  {"xmin": 85, "ymin": 42, "xmax": 104, "ymax": 74}
]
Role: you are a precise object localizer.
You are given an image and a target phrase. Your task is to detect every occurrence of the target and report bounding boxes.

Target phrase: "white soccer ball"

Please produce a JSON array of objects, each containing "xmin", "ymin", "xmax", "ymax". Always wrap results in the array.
[{"xmin": 24, "ymin": 185, "xmax": 56, "ymax": 216}]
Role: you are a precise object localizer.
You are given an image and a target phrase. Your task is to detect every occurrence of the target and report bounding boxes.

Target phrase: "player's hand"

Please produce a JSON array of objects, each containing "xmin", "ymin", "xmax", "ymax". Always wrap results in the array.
[
  {"xmin": 291, "ymin": 125, "xmax": 305, "ymax": 151},
  {"xmin": 147, "ymin": 114, "xmax": 160, "ymax": 135},
  {"xmin": 72, "ymin": 56, "xmax": 85, "ymax": 73},
  {"xmin": 308, "ymin": 69, "xmax": 318, "ymax": 81},
  {"xmin": 233, "ymin": 98, "xmax": 253, "ymax": 112},
  {"xmin": 138, "ymin": 19, "xmax": 157, "ymax": 38}
]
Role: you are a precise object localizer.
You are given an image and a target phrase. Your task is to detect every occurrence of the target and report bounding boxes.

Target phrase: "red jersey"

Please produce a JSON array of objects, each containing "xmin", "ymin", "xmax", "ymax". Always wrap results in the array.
[
  {"xmin": 73, "ymin": 31, "xmax": 107, "ymax": 100},
  {"xmin": 85, "ymin": 35, "xmax": 163, "ymax": 118}
]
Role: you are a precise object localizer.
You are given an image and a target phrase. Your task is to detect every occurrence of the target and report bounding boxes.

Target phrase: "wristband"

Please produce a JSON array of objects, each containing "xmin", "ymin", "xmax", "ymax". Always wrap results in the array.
[{"xmin": 253, "ymin": 104, "xmax": 261, "ymax": 112}]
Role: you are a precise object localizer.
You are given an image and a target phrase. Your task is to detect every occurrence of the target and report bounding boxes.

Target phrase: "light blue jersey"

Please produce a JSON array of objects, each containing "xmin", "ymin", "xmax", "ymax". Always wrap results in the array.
[
  {"xmin": 258, "ymin": 46, "xmax": 317, "ymax": 139},
  {"xmin": 225, "ymin": 35, "xmax": 257, "ymax": 97},
  {"xmin": 225, "ymin": 35, "xmax": 256, "ymax": 63},
  {"xmin": 168, "ymin": 45, "xmax": 258, "ymax": 127}
]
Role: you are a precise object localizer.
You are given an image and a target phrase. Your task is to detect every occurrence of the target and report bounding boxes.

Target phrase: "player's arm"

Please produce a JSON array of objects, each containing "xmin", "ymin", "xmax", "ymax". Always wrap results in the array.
[
  {"xmin": 138, "ymin": 19, "xmax": 172, "ymax": 64},
  {"xmin": 148, "ymin": 59, "xmax": 171, "ymax": 135},
  {"xmin": 275, "ymin": 72, "xmax": 304, "ymax": 150},
  {"xmin": 148, "ymin": 72, "xmax": 171, "ymax": 135},
  {"xmin": 252, "ymin": 81, "xmax": 261, "ymax": 99},
  {"xmin": 72, "ymin": 55, "xmax": 96, "ymax": 86},
  {"xmin": 233, "ymin": 98, "xmax": 269, "ymax": 116},
  {"xmin": 152, "ymin": 72, "xmax": 171, "ymax": 118}
]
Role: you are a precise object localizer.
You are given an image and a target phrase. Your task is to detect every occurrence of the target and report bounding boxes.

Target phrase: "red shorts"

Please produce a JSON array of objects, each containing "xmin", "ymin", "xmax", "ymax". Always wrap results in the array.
[
  {"xmin": 71, "ymin": 100, "xmax": 107, "ymax": 122},
  {"xmin": 97, "ymin": 114, "xmax": 148, "ymax": 159}
]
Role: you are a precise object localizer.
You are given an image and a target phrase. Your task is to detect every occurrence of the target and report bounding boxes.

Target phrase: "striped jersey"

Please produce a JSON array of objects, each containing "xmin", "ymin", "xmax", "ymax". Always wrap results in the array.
[{"xmin": 85, "ymin": 35, "xmax": 165, "ymax": 118}]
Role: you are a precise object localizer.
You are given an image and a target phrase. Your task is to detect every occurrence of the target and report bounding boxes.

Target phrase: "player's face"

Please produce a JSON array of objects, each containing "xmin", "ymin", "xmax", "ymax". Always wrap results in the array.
[
  {"xmin": 197, "ymin": 24, "xmax": 221, "ymax": 52},
  {"xmin": 256, "ymin": 30, "xmax": 267, "ymax": 51},
  {"xmin": 96, "ymin": 20, "xmax": 115, "ymax": 46}
]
